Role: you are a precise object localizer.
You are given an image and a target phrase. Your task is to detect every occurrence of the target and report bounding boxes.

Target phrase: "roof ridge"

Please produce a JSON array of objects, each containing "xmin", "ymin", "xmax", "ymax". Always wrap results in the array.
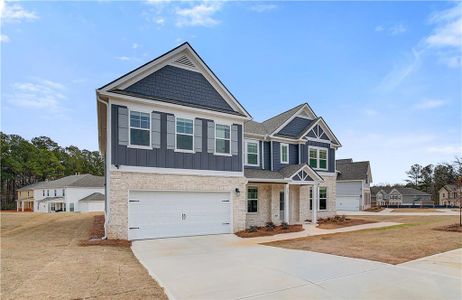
[{"xmin": 261, "ymin": 103, "xmax": 305, "ymax": 124}]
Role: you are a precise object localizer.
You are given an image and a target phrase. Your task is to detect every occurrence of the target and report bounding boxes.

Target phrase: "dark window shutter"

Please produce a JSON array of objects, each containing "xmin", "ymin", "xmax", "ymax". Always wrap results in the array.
[{"xmin": 118, "ymin": 107, "xmax": 129, "ymax": 145}]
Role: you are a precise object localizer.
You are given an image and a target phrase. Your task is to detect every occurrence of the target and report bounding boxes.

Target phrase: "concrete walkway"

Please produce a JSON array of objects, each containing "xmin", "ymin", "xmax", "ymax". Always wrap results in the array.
[
  {"xmin": 132, "ymin": 235, "xmax": 462, "ymax": 300},
  {"xmin": 339, "ymin": 208, "xmax": 460, "ymax": 216},
  {"xmin": 237, "ymin": 221, "xmax": 400, "ymax": 244}
]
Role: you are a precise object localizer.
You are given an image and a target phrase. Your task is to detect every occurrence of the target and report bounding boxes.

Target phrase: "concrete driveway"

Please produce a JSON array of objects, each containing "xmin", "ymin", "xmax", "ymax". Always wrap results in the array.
[{"xmin": 132, "ymin": 235, "xmax": 462, "ymax": 300}]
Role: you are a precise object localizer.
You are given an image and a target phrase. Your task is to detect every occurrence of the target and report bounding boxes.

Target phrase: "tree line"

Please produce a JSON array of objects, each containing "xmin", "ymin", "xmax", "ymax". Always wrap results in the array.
[
  {"xmin": 375, "ymin": 158, "xmax": 462, "ymax": 203},
  {"xmin": 1, "ymin": 132, "xmax": 104, "ymax": 208}
]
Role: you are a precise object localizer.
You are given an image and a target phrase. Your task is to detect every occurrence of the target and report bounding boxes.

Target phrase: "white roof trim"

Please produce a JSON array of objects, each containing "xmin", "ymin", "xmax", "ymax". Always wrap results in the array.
[
  {"xmin": 98, "ymin": 43, "xmax": 251, "ymax": 119},
  {"xmin": 284, "ymin": 164, "xmax": 324, "ymax": 182},
  {"xmin": 270, "ymin": 104, "xmax": 317, "ymax": 137}
]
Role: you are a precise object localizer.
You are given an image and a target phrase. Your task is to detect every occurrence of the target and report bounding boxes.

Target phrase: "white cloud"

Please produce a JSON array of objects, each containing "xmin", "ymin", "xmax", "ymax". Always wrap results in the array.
[
  {"xmin": 427, "ymin": 145, "xmax": 462, "ymax": 155},
  {"xmin": 414, "ymin": 99, "xmax": 446, "ymax": 110},
  {"xmin": 0, "ymin": 34, "xmax": 9, "ymax": 43},
  {"xmin": 115, "ymin": 56, "xmax": 131, "ymax": 61},
  {"xmin": 389, "ymin": 24, "xmax": 407, "ymax": 35},
  {"xmin": 175, "ymin": 2, "xmax": 222, "ymax": 27},
  {"xmin": 8, "ymin": 79, "xmax": 66, "ymax": 112},
  {"xmin": 378, "ymin": 48, "xmax": 422, "ymax": 91},
  {"xmin": 132, "ymin": 43, "xmax": 140, "ymax": 49},
  {"xmin": 426, "ymin": 3, "xmax": 462, "ymax": 48},
  {"xmin": 1, "ymin": 2, "xmax": 38, "ymax": 23},
  {"xmin": 250, "ymin": 4, "xmax": 278, "ymax": 13},
  {"xmin": 155, "ymin": 15, "xmax": 165, "ymax": 26},
  {"xmin": 375, "ymin": 25, "xmax": 384, "ymax": 32}
]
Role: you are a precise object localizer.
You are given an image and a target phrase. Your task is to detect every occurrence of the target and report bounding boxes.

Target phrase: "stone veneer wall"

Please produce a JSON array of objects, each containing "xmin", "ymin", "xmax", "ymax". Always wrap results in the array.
[
  {"xmin": 108, "ymin": 171, "xmax": 247, "ymax": 240},
  {"xmin": 307, "ymin": 173, "xmax": 337, "ymax": 219}
]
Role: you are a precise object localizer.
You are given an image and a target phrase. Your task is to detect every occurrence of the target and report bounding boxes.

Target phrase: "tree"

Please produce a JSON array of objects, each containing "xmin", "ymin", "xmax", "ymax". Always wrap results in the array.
[
  {"xmin": 405, "ymin": 164, "xmax": 423, "ymax": 188},
  {"xmin": 420, "ymin": 164, "xmax": 434, "ymax": 194}
]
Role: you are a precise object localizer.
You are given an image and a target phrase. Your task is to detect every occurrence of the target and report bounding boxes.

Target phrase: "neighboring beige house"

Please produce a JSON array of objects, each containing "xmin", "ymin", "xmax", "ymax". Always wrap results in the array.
[
  {"xmin": 439, "ymin": 184, "xmax": 461, "ymax": 206},
  {"xmin": 16, "ymin": 182, "xmax": 44, "ymax": 212},
  {"xmin": 372, "ymin": 187, "xmax": 432, "ymax": 206}
]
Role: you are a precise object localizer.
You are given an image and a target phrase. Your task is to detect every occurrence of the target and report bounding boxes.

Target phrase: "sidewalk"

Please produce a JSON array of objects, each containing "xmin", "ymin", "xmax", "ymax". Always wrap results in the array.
[{"xmin": 339, "ymin": 208, "xmax": 459, "ymax": 216}]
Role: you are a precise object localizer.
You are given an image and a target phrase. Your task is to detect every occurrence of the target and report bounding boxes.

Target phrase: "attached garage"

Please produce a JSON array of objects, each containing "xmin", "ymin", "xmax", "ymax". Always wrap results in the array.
[
  {"xmin": 336, "ymin": 196, "xmax": 360, "ymax": 211},
  {"xmin": 128, "ymin": 191, "xmax": 232, "ymax": 240}
]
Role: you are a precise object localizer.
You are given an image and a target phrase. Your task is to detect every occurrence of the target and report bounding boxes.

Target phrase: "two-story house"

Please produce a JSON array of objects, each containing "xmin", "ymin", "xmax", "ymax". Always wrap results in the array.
[
  {"xmin": 97, "ymin": 43, "xmax": 341, "ymax": 240},
  {"xmin": 335, "ymin": 159, "xmax": 372, "ymax": 211},
  {"xmin": 439, "ymin": 184, "xmax": 461, "ymax": 206}
]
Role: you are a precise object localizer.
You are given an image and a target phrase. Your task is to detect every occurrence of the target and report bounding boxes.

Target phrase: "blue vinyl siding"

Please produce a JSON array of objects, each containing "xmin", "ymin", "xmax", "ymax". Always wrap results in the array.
[
  {"xmin": 300, "ymin": 141, "xmax": 335, "ymax": 172},
  {"xmin": 111, "ymin": 105, "xmax": 242, "ymax": 171}
]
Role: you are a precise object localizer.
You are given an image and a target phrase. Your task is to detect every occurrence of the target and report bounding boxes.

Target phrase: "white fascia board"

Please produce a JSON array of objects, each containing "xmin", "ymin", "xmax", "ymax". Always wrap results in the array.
[
  {"xmin": 99, "ymin": 44, "xmax": 251, "ymax": 119},
  {"xmin": 317, "ymin": 118, "xmax": 342, "ymax": 147},
  {"xmin": 246, "ymin": 178, "xmax": 290, "ymax": 183},
  {"xmin": 111, "ymin": 165, "xmax": 244, "ymax": 177},
  {"xmin": 104, "ymin": 92, "xmax": 248, "ymax": 124}
]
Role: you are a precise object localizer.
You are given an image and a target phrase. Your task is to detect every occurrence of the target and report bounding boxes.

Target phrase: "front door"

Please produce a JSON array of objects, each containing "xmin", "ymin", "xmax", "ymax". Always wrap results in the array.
[{"xmin": 279, "ymin": 191, "xmax": 285, "ymax": 221}]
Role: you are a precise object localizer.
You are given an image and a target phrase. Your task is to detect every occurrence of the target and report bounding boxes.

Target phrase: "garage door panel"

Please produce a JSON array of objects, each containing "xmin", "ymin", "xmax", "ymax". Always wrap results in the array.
[
  {"xmin": 336, "ymin": 196, "xmax": 360, "ymax": 211},
  {"xmin": 128, "ymin": 191, "xmax": 231, "ymax": 240}
]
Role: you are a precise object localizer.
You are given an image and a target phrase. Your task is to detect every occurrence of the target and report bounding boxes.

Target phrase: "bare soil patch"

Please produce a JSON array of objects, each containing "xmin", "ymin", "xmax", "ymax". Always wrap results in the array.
[
  {"xmin": 236, "ymin": 224, "xmax": 303, "ymax": 238},
  {"xmin": 317, "ymin": 216, "xmax": 376, "ymax": 229},
  {"xmin": 364, "ymin": 207, "xmax": 385, "ymax": 212},
  {"xmin": 434, "ymin": 223, "xmax": 462, "ymax": 233},
  {"xmin": 79, "ymin": 215, "xmax": 131, "ymax": 247},
  {"xmin": 391, "ymin": 208, "xmax": 438, "ymax": 213},
  {"xmin": 264, "ymin": 215, "xmax": 462, "ymax": 264},
  {"xmin": 1, "ymin": 212, "xmax": 167, "ymax": 299}
]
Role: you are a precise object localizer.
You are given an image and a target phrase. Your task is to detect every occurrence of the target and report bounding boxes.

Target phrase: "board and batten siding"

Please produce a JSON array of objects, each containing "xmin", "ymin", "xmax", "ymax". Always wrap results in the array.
[
  {"xmin": 300, "ymin": 141, "xmax": 335, "ymax": 173},
  {"xmin": 111, "ymin": 105, "xmax": 242, "ymax": 172}
]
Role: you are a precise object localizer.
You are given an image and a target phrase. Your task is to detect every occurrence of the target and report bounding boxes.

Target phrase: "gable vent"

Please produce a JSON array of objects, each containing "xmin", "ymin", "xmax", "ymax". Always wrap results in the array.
[{"xmin": 174, "ymin": 55, "xmax": 196, "ymax": 69}]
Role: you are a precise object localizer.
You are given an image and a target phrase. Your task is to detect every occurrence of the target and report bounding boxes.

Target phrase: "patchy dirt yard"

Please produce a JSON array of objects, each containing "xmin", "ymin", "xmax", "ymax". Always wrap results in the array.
[
  {"xmin": 1, "ymin": 212, "xmax": 167, "ymax": 299},
  {"xmin": 264, "ymin": 215, "xmax": 462, "ymax": 265}
]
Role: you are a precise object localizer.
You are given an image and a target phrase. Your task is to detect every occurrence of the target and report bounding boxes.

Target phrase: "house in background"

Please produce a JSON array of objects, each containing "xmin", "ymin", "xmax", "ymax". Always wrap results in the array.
[
  {"xmin": 16, "ymin": 182, "xmax": 44, "ymax": 212},
  {"xmin": 96, "ymin": 42, "xmax": 341, "ymax": 241},
  {"xmin": 371, "ymin": 187, "xmax": 432, "ymax": 207},
  {"xmin": 335, "ymin": 159, "xmax": 372, "ymax": 211},
  {"xmin": 17, "ymin": 174, "xmax": 105, "ymax": 213},
  {"xmin": 439, "ymin": 184, "xmax": 461, "ymax": 206}
]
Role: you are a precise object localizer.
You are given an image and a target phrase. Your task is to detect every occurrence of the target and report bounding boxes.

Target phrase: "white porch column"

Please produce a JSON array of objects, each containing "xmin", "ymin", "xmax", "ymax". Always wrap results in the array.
[
  {"xmin": 16, "ymin": 200, "xmax": 19, "ymax": 212},
  {"xmin": 21, "ymin": 201, "xmax": 24, "ymax": 212},
  {"xmin": 312, "ymin": 183, "xmax": 318, "ymax": 224},
  {"xmin": 284, "ymin": 184, "xmax": 290, "ymax": 224}
]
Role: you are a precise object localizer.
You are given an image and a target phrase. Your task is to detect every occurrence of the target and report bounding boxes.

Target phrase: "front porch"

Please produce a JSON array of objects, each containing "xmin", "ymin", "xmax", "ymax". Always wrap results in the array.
[
  {"xmin": 16, "ymin": 200, "xmax": 34, "ymax": 212},
  {"xmin": 244, "ymin": 164, "xmax": 337, "ymax": 229}
]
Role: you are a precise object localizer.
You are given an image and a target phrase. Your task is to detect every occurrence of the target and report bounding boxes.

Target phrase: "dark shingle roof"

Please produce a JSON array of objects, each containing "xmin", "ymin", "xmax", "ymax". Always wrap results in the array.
[
  {"xmin": 244, "ymin": 103, "xmax": 309, "ymax": 136},
  {"xmin": 244, "ymin": 169, "xmax": 284, "ymax": 180},
  {"xmin": 115, "ymin": 65, "xmax": 242, "ymax": 116},
  {"xmin": 261, "ymin": 104, "xmax": 305, "ymax": 134},
  {"xmin": 35, "ymin": 174, "xmax": 104, "ymax": 189},
  {"xmin": 79, "ymin": 192, "xmax": 105, "ymax": 202},
  {"xmin": 18, "ymin": 181, "xmax": 47, "ymax": 191},
  {"xmin": 336, "ymin": 159, "xmax": 353, "ymax": 164},
  {"xmin": 276, "ymin": 117, "xmax": 317, "ymax": 138},
  {"xmin": 279, "ymin": 164, "xmax": 306, "ymax": 178},
  {"xmin": 442, "ymin": 184, "xmax": 459, "ymax": 192},
  {"xmin": 37, "ymin": 196, "xmax": 65, "ymax": 202},
  {"xmin": 336, "ymin": 160, "xmax": 370, "ymax": 181}
]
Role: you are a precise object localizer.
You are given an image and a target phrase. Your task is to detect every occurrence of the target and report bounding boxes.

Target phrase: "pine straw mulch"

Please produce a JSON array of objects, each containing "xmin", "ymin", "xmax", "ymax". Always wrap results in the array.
[
  {"xmin": 433, "ymin": 223, "xmax": 462, "ymax": 233},
  {"xmin": 79, "ymin": 215, "xmax": 131, "ymax": 247},
  {"xmin": 316, "ymin": 215, "xmax": 377, "ymax": 229},
  {"xmin": 364, "ymin": 207, "xmax": 385, "ymax": 212},
  {"xmin": 235, "ymin": 224, "xmax": 304, "ymax": 238}
]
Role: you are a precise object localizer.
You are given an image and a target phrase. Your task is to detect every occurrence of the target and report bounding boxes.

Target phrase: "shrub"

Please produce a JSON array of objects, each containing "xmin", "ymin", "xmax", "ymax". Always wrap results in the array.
[
  {"xmin": 265, "ymin": 222, "xmax": 276, "ymax": 231},
  {"xmin": 247, "ymin": 225, "xmax": 258, "ymax": 232},
  {"xmin": 281, "ymin": 222, "xmax": 289, "ymax": 230}
]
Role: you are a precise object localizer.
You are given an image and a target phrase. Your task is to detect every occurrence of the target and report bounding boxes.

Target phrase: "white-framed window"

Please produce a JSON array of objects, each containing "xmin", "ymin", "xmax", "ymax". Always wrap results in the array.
[
  {"xmin": 245, "ymin": 140, "xmax": 259, "ymax": 166},
  {"xmin": 54, "ymin": 190, "xmax": 57, "ymax": 196},
  {"xmin": 175, "ymin": 117, "xmax": 194, "ymax": 152},
  {"xmin": 280, "ymin": 143, "xmax": 289, "ymax": 164},
  {"xmin": 47, "ymin": 190, "xmax": 49, "ymax": 197},
  {"xmin": 129, "ymin": 110, "xmax": 151, "ymax": 147},
  {"xmin": 215, "ymin": 124, "xmax": 231, "ymax": 155},
  {"xmin": 63, "ymin": 189, "xmax": 65, "ymax": 196},
  {"xmin": 69, "ymin": 203, "xmax": 74, "ymax": 212},
  {"xmin": 247, "ymin": 186, "xmax": 258, "ymax": 213},
  {"xmin": 42, "ymin": 190, "xmax": 45, "ymax": 196},
  {"xmin": 309, "ymin": 187, "xmax": 313, "ymax": 210},
  {"xmin": 308, "ymin": 146, "xmax": 328, "ymax": 170},
  {"xmin": 319, "ymin": 187, "xmax": 327, "ymax": 210}
]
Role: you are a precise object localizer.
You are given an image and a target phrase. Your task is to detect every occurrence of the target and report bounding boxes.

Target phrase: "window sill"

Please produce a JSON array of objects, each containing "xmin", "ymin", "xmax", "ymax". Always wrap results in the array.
[
  {"xmin": 280, "ymin": 161, "xmax": 289, "ymax": 164},
  {"xmin": 214, "ymin": 152, "xmax": 232, "ymax": 157},
  {"xmin": 127, "ymin": 145, "xmax": 152, "ymax": 150},
  {"xmin": 245, "ymin": 163, "xmax": 260, "ymax": 167},
  {"xmin": 174, "ymin": 149, "xmax": 195, "ymax": 154},
  {"xmin": 246, "ymin": 212, "xmax": 258, "ymax": 215}
]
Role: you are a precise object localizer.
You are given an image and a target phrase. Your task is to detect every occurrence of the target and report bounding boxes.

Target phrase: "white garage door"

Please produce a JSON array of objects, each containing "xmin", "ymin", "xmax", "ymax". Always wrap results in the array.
[
  {"xmin": 336, "ymin": 196, "xmax": 360, "ymax": 211},
  {"xmin": 128, "ymin": 191, "xmax": 231, "ymax": 240},
  {"xmin": 80, "ymin": 201, "xmax": 105, "ymax": 212}
]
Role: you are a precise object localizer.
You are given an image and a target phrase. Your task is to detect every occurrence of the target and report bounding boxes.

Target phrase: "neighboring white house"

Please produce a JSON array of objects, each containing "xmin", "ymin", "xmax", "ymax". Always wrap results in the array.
[
  {"xmin": 335, "ymin": 159, "xmax": 372, "ymax": 211},
  {"xmin": 32, "ymin": 174, "xmax": 105, "ymax": 213}
]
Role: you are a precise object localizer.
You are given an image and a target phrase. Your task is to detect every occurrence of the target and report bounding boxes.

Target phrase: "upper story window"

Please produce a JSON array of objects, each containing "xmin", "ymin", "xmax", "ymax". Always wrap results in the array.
[
  {"xmin": 309, "ymin": 147, "xmax": 328, "ymax": 170},
  {"xmin": 42, "ymin": 190, "xmax": 45, "ymax": 196},
  {"xmin": 130, "ymin": 111, "xmax": 150, "ymax": 147},
  {"xmin": 63, "ymin": 189, "xmax": 65, "ymax": 196},
  {"xmin": 245, "ymin": 140, "xmax": 259, "ymax": 166},
  {"xmin": 215, "ymin": 124, "xmax": 230, "ymax": 155},
  {"xmin": 47, "ymin": 190, "xmax": 49, "ymax": 196},
  {"xmin": 280, "ymin": 143, "xmax": 289, "ymax": 164},
  {"xmin": 176, "ymin": 117, "xmax": 194, "ymax": 151},
  {"xmin": 54, "ymin": 190, "xmax": 57, "ymax": 196}
]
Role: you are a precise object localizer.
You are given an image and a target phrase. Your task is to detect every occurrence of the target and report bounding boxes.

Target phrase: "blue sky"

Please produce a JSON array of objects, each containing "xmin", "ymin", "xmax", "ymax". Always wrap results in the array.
[{"xmin": 1, "ymin": 1, "xmax": 461, "ymax": 184}]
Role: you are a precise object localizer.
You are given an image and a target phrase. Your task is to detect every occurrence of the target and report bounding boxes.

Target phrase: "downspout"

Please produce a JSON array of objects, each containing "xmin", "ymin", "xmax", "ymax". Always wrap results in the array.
[{"xmin": 97, "ymin": 96, "xmax": 109, "ymax": 240}]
